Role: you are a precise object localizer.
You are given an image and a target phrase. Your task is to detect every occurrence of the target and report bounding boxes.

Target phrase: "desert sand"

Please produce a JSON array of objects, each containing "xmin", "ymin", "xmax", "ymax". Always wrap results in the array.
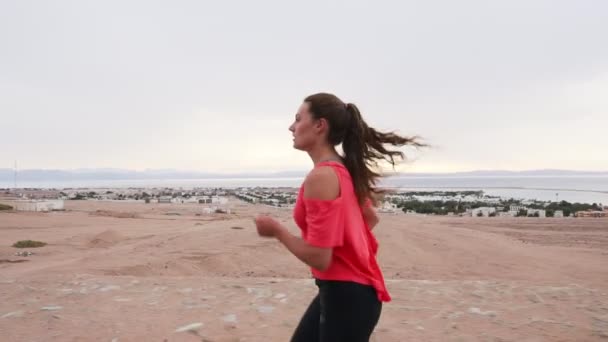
[{"xmin": 1, "ymin": 198, "xmax": 607, "ymax": 341}]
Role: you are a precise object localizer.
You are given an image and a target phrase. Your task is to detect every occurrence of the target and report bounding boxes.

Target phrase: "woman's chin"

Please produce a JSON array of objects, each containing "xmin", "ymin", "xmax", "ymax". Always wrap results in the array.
[{"xmin": 292, "ymin": 142, "xmax": 305, "ymax": 151}]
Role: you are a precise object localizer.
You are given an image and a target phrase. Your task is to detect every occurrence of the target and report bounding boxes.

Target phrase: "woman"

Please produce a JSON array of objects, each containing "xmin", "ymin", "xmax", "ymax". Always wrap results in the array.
[{"xmin": 254, "ymin": 93, "xmax": 423, "ymax": 341}]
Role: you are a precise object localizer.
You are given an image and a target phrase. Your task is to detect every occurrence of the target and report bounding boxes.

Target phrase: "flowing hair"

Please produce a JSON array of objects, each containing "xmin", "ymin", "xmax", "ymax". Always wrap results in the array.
[{"xmin": 304, "ymin": 93, "xmax": 425, "ymax": 205}]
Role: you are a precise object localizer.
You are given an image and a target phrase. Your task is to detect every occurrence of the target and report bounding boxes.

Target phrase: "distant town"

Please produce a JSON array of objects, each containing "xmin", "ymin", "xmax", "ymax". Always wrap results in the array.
[{"xmin": 0, "ymin": 187, "xmax": 606, "ymax": 218}]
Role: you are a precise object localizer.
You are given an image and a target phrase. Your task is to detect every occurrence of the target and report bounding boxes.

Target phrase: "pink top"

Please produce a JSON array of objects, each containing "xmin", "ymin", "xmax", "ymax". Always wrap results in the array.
[{"xmin": 293, "ymin": 161, "xmax": 391, "ymax": 302}]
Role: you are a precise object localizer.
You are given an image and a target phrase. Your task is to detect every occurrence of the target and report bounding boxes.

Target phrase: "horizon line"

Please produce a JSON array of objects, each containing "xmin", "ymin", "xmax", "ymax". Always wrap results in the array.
[{"xmin": 2, "ymin": 167, "xmax": 608, "ymax": 175}]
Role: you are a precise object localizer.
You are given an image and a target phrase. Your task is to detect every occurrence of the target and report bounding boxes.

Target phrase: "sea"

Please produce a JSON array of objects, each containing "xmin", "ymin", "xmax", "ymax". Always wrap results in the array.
[{"xmin": 2, "ymin": 175, "xmax": 607, "ymax": 205}]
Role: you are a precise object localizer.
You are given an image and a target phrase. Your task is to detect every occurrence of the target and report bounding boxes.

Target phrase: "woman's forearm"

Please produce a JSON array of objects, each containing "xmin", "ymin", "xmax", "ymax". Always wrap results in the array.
[{"xmin": 275, "ymin": 226, "xmax": 332, "ymax": 271}]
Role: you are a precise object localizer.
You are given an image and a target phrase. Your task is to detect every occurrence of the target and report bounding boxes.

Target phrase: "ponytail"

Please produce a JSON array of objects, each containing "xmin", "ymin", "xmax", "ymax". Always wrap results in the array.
[{"xmin": 343, "ymin": 103, "xmax": 424, "ymax": 205}]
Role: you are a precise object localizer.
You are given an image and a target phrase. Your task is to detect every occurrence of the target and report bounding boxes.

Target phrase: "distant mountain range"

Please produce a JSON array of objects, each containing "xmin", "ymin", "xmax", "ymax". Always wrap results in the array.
[{"xmin": 1, "ymin": 168, "xmax": 607, "ymax": 182}]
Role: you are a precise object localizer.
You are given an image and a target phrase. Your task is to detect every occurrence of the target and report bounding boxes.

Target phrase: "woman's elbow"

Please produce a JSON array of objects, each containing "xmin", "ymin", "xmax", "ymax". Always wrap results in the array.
[
  {"xmin": 363, "ymin": 208, "xmax": 379, "ymax": 229},
  {"xmin": 311, "ymin": 250, "xmax": 332, "ymax": 271},
  {"xmin": 369, "ymin": 216, "xmax": 379, "ymax": 229},
  {"xmin": 315, "ymin": 263, "xmax": 330, "ymax": 272}
]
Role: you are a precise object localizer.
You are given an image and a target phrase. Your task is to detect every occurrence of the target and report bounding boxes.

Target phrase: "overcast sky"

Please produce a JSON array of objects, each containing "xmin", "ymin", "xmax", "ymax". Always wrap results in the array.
[{"xmin": 1, "ymin": 0, "xmax": 607, "ymax": 173}]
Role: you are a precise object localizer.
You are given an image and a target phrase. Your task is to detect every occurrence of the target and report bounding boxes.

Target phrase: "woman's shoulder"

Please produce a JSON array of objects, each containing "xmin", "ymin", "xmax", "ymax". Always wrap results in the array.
[{"xmin": 303, "ymin": 166, "xmax": 340, "ymax": 201}]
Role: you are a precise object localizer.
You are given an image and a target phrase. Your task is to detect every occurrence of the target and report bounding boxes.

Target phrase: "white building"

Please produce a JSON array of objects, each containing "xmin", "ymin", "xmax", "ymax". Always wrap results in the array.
[
  {"xmin": 171, "ymin": 196, "xmax": 202, "ymax": 204},
  {"xmin": 527, "ymin": 209, "xmax": 546, "ymax": 218},
  {"xmin": 2, "ymin": 200, "xmax": 65, "ymax": 212},
  {"xmin": 554, "ymin": 210, "xmax": 564, "ymax": 218},
  {"xmin": 198, "ymin": 196, "xmax": 212, "ymax": 204},
  {"xmin": 378, "ymin": 201, "xmax": 398, "ymax": 213},
  {"xmin": 262, "ymin": 198, "xmax": 280, "ymax": 206},
  {"xmin": 510, "ymin": 205, "xmax": 527, "ymax": 212},
  {"xmin": 212, "ymin": 196, "xmax": 228, "ymax": 205},
  {"xmin": 158, "ymin": 196, "xmax": 172, "ymax": 204},
  {"xmin": 498, "ymin": 211, "xmax": 516, "ymax": 217}
]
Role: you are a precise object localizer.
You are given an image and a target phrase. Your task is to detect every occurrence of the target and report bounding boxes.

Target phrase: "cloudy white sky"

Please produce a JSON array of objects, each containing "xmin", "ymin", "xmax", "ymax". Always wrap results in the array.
[{"xmin": 1, "ymin": 0, "xmax": 607, "ymax": 173}]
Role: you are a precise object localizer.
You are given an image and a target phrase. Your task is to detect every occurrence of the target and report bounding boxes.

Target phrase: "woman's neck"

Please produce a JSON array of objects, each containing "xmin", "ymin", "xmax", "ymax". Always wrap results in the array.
[{"xmin": 308, "ymin": 146, "xmax": 341, "ymax": 166}]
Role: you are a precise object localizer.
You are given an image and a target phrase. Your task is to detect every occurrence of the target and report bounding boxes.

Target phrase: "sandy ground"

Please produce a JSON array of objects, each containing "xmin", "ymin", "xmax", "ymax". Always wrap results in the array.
[{"xmin": 1, "ymin": 199, "xmax": 607, "ymax": 341}]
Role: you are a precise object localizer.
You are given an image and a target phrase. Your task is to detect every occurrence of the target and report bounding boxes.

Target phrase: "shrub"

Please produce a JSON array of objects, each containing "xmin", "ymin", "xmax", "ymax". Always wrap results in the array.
[
  {"xmin": 12, "ymin": 240, "xmax": 47, "ymax": 248},
  {"xmin": 0, "ymin": 204, "xmax": 13, "ymax": 211}
]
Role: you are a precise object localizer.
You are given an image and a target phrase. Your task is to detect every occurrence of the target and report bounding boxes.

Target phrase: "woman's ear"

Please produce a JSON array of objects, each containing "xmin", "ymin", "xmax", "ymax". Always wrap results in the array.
[{"xmin": 315, "ymin": 117, "xmax": 329, "ymax": 134}]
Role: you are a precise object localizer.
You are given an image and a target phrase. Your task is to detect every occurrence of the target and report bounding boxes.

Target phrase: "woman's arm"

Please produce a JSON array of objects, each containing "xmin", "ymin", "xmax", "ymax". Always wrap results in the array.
[
  {"xmin": 275, "ymin": 227, "xmax": 332, "ymax": 271},
  {"xmin": 255, "ymin": 166, "xmax": 338, "ymax": 271},
  {"xmin": 362, "ymin": 200, "xmax": 379, "ymax": 230}
]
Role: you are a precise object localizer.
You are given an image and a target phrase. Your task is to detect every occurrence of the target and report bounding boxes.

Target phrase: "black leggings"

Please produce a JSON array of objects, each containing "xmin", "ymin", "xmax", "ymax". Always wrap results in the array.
[{"xmin": 290, "ymin": 279, "xmax": 382, "ymax": 342}]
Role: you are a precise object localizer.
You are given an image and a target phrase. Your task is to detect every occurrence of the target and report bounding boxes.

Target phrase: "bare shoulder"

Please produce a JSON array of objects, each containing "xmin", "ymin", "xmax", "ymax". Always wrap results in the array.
[{"xmin": 303, "ymin": 166, "xmax": 340, "ymax": 200}]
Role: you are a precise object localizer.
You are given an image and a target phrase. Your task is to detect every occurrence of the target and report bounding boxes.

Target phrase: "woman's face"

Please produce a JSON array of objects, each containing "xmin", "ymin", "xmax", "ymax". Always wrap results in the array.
[{"xmin": 289, "ymin": 102, "xmax": 322, "ymax": 151}]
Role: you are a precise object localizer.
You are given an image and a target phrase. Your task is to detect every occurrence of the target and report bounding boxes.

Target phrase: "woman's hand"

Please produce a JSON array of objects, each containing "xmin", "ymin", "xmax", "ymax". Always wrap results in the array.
[{"xmin": 254, "ymin": 215, "xmax": 282, "ymax": 238}]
